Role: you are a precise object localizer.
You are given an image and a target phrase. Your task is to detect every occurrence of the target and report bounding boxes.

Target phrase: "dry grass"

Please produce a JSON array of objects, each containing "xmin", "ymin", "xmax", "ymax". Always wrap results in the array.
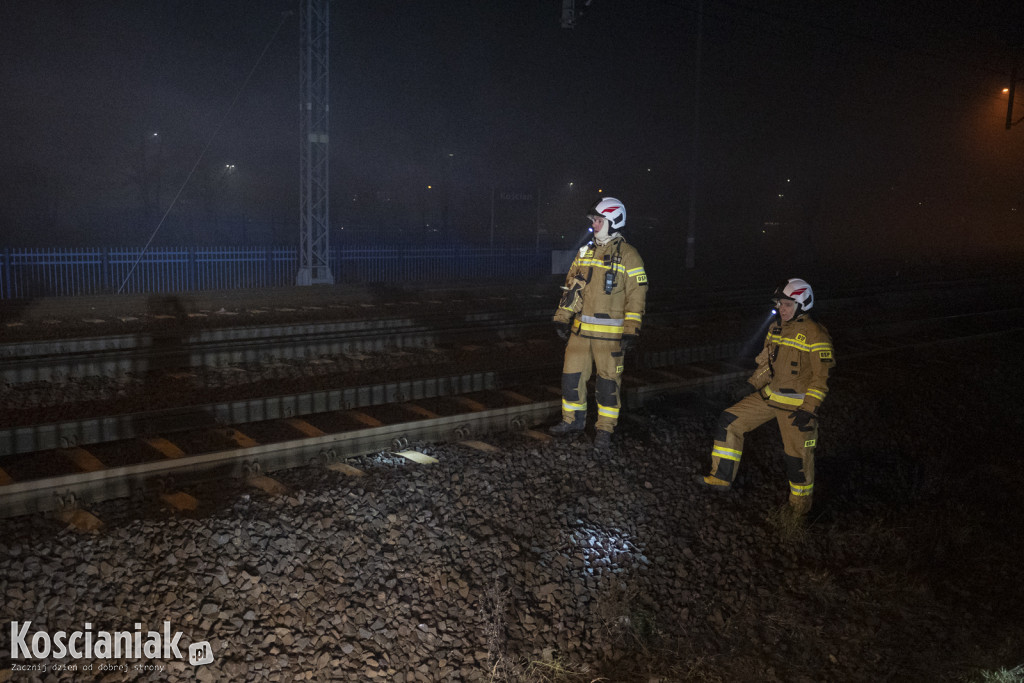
[
  {"xmin": 966, "ymin": 664, "xmax": 1024, "ymax": 683},
  {"xmin": 764, "ymin": 504, "xmax": 808, "ymax": 542},
  {"xmin": 592, "ymin": 581, "xmax": 658, "ymax": 653}
]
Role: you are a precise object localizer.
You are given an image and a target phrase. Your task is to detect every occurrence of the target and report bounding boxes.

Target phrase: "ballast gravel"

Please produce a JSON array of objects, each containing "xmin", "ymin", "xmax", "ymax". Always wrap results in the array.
[{"xmin": 1, "ymin": 336, "xmax": 1023, "ymax": 682}]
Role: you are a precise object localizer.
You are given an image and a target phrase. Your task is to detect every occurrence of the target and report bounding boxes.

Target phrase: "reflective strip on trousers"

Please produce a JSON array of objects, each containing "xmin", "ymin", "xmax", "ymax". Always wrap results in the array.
[
  {"xmin": 712, "ymin": 445, "xmax": 741, "ymax": 461},
  {"xmin": 790, "ymin": 481, "xmax": 813, "ymax": 497},
  {"xmin": 763, "ymin": 386, "xmax": 804, "ymax": 406},
  {"xmin": 562, "ymin": 399, "xmax": 586, "ymax": 413}
]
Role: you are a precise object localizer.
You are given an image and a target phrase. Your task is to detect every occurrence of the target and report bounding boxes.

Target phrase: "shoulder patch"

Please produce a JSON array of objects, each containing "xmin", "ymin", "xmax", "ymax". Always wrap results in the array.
[
  {"xmin": 795, "ymin": 333, "xmax": 807, "ymax": 343},
  {"xmin": 819, "ymin": 350, "xmax": 833, "ymax": 360},
  {"xmin": 636, "ymin": 273, "xmax": 648, "ymax": 284}
]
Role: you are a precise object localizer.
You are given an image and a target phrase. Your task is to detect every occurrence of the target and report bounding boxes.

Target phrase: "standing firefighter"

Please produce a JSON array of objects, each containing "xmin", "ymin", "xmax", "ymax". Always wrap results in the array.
[
  {"xmin": 698, "ymin": 278, "xmax": 835, "ymax": 516},
  {"xmin": 550, "ymin": 196, "xmax": 648, "ymax": 451}
]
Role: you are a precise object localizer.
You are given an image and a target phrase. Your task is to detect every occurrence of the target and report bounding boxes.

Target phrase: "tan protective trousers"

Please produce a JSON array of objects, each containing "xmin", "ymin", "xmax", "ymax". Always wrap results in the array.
[
  {"xmin": 559, "ymin": 332, "xmax": 625, "ymax": 433},
  {"xmin": 708, "ymin": 392, "xmax": 817, "ymax": 512}
]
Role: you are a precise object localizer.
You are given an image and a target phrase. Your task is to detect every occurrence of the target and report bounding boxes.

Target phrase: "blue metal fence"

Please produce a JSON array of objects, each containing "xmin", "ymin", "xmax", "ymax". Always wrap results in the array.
[{"xmin": 0, "ymin": 246, "xmax": 550, "ymax": 299}]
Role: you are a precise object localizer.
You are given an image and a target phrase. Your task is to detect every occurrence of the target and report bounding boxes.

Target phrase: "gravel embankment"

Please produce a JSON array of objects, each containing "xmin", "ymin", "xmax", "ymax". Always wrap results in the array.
[{"xmin": 1, "ymin": 335, "xmax": 1023, "ymax": 682}]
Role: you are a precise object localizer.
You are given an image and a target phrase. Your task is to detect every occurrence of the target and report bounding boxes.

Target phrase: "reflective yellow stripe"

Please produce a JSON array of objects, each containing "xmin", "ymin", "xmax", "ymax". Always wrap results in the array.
[
  {"xmin": 763, "ymin": 387, "xmax": 803, "ymax": 406},
  {"xmin": 581, "ymin": 314, "xmax": 624, "ymax": 325},
  {"xmin": 597, "ymin": 405, "xmax": 619, "ymax": 418},
  {"xmin": 625, "ymin": 312, "xmax": 642, "ymax": 322},
  {"xmin": 774, "ymin": 338, "xmax": 812, "ymax": 352},
  {"xmin": 790, "ymin": 482, "xmax": 813, "ymax": 496},
  {"xmin": 577, "ymin": 259, "xmax": 628, "ymax": 275},
  {"xmin": 578, "ymin": 320, "xmax": 624, "ymax": 334},
  {"xmin": 768, "ymin": 333, "xmax": 812, "ymax": 352},
  {"xmin": 563, "ymin": 399, "xmax": 586, "ymax": 412},
  {"xmin": 767, "ymin": 335, "xmax": 833, "ymax": 355},
  {"xmin": 627, "ymin": 266, "xmax": 646, "ymax": 277},
  {"xmin": 712, "ymin": 445, "xmax": 742, "ymax": 461},
  {"xmin": 806, "ymin": 389, "xmax": 826, "ymax": 401}
]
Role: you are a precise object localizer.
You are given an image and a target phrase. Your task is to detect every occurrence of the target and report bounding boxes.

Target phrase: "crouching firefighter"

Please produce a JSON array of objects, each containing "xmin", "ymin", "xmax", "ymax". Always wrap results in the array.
[
  {"xmin": 697, "ymin": 278, "xmax": 835, "ymax": 516},
  {"xmin": 550, "ymin": 196, "xmax": 648, "ymax": 451}
]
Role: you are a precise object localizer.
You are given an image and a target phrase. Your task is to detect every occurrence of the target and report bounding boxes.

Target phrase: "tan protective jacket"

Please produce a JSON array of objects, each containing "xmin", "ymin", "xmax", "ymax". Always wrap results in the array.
[
  {"xmin": 553, "ymin": 234, "xmax": 647, "ymax": 340},
  {"xmin": 748, "ymin": 313, "xmax": 834, "ymax": 413}
]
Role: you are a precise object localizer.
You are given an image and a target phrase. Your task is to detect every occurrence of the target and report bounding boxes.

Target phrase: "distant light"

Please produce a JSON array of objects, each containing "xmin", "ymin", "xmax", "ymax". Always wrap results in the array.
[
  {"xmin": 427, "ymin": 185, "xmax": 432, "ymax": 189},
  {"xmin": 1004, "ymin": 87, "xmax": 1011, "ymax": 94},
  {"xmin": 152, "ymin": 132, "xmax": 159, "ymax": 137},
  {"xmin": 778, "ymin": 193, "xmax": 784, "ymax": 198},
  {"xmin": 569, "ymin": 182, "xmax": 574, "ymax": 187}
]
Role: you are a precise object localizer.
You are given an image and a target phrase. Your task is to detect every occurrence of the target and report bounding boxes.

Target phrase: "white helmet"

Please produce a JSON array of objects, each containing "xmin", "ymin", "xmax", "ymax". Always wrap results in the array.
[
  {"xmin": 587, "ymin": 197, "xmax": 626, "ymax": 231},
  {"xmin": 773, "ymin": 278, "xmax": 814, "ymax": 313}
]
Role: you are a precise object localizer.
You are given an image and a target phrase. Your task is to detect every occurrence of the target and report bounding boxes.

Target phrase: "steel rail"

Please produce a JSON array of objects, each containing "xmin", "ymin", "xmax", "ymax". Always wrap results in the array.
[
  {"xmin": 1, "ymin": 307, "xmax": 1021, "ymax": 458},
  {"xmin": 0, "ymin": 301, "xmax": 1021, "ymax": 519},
  {"xmin": 7, "ymin": 276, "xmax": 1019, "ymax": 382},
  {"xmin": 0, "ymin": 371, "xmax": 497, "ymax": 457},
  {"xmin": 0, "ymin": 310, "xmax": 553, "ymax": 383},
  {"xmin": 0, "ymin": 400, "xmax": 560, "ymax": 518},
  {"xmin": 5, "ymin": 317, "xmax": 1017, "ymax": 518}
]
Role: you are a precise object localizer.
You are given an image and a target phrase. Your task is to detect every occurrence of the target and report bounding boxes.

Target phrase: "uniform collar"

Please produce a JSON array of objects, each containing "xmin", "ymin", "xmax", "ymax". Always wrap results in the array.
[{"xmin": 780, "ymin": 314, "xmax": 807, "ymax": 328}]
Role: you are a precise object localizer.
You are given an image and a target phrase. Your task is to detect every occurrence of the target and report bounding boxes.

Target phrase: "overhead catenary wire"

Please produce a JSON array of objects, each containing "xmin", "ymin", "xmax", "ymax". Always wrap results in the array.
[{"xmin": 117, "ymin": 10, "xmax": 293, "ymax": 294}]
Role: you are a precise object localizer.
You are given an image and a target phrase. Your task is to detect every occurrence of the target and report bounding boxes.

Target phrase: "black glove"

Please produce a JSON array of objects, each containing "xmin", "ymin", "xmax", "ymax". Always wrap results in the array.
[
  {"xmin": 620, "ymin": 333, "xmax": 639, "ymax": 352},
  {"xmin": 554, "ymin": 321, "xmax": 571, "ymax": 342},
  {"xmin": 790, "ymin": 409, "xmax": 816, "ymax": 430},
  {"xmin": 731, "ymin": 383, "xmax": 756, "ymax": 403}
]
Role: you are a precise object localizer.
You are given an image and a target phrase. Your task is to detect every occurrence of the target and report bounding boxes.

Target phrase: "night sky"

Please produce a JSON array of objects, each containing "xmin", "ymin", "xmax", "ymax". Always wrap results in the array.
[{"xmin": 2, "ymin": 0, "xmax": 1022, "ymax": 266}]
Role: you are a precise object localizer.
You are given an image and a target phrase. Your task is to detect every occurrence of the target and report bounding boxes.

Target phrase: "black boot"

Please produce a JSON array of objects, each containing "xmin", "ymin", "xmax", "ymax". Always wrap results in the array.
[
  {"xmin": 549, "ymin": 413, "xmax": 585, "ymax": 435},
  {"xmin": 593, "ymin": 430, "xmax": 612, "ymax": 452}
]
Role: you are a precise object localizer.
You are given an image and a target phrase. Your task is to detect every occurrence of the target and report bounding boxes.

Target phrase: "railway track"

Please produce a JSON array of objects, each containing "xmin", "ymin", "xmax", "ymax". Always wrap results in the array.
[
  {"xmin": 1, "ymin": 305, "xmax": 1021, "ymax": 519},
  {"xmin": 2, "ymin": 273, "xmax": 1022, "ymax": 520},
  {"xmin": 4, "ymin": 274, "xmax": 1019, "ymax": 384}
]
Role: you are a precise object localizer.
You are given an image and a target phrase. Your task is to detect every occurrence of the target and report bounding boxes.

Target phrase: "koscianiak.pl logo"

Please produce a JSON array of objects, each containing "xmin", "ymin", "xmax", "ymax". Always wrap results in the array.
[{"xmin": 8, "ymin": 621, "xmax": 214, "ymax": 674}]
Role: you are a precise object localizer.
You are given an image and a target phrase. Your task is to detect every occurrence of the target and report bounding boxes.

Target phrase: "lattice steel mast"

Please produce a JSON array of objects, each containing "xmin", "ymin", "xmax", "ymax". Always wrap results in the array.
[{"xmin": 296, "ymin": 0, "xmax": 333, "ymax": 285}]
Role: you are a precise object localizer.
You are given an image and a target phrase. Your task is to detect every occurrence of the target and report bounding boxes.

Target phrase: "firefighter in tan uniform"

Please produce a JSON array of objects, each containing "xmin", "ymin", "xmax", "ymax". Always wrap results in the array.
[
  {"xmin": 550, "ymin": 197, "xmax": 648, "ymax": 451},
  {"xmin": 698, "ymin": 278, "xmax": 835, "ymax": 515}
]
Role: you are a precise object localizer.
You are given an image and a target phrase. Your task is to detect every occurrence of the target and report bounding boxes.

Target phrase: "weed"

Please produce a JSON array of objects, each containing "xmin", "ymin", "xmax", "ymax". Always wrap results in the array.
[
  {"xmin": 481, "ymin": 578, "xmax": 510, "ymax": 668},
  {"xmin": 765, "ymin": 505, "xmax": 808, "ymax": 542},
  {"xmin": 593, "ymin": 580, "xmax": 659, "ymax": 653},
  {"xmin": 964, "ymin": 664, "xmax": 1024, "ymax": 683}
]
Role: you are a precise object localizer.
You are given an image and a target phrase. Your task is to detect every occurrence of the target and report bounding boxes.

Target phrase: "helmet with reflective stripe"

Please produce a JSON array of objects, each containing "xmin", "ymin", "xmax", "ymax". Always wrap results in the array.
[
  {"xmin": 772, "ymin": 278, "xmax": 814, "ymax": 313},
  {"xmin": 587, "ymin": 197, "xmax": 626, "ymax": 231}
]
